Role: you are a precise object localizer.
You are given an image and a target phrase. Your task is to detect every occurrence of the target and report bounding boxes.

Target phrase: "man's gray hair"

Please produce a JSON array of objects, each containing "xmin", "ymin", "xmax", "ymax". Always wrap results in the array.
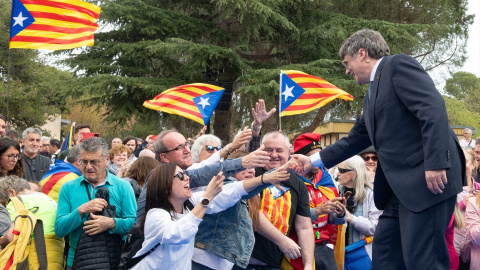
[
  {"xmin": 22, "ymin": 127, "xmax": 42, "ymax": 139},
  {"xmin": 153, "ymin": 129, "xmax": 178, "ymax": 158},
  {"xmin": 463, "ymin": 128, "xmax": 472, "ymax": 134},
  {"xmin": 190, "ymin": 134, "xmax": 221, "ymax": 163},
  {"xmin": 262, "ymin": 131, "xmax": 290, "ymax": 149},
  {"xmin": 79, "ymin": 137, "xmax": 109, "ymax": 157},
  {"xmin": 339, "ymin": 29, "xmax": 390, "ymax": 60},
  {"xmin": 0, "ymin": 176, "xmax": 30, "ymax": 203},
  {"xmin": 66, "ymin": 145, "xmax": 81, "ymax": 163},
  {"xmin": 40, "ymin": 136, "xmax": 50, "ymax": 142}
]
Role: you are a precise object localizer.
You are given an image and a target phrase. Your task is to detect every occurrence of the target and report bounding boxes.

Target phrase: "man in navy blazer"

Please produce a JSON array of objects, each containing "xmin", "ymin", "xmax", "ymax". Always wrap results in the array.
[{"xmin": 292, "ymin": 29, "xmax": 465, "ymax": 269}]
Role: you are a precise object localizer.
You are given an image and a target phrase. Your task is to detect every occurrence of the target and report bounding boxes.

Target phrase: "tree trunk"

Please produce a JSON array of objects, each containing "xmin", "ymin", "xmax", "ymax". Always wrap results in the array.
[
  {"xmin": 213, "ymin": 109, "xmax": 231, "ymax": 142},
  {"xmin": 304, "ymin": 103, "xmax": 331, "ymax": 133}
]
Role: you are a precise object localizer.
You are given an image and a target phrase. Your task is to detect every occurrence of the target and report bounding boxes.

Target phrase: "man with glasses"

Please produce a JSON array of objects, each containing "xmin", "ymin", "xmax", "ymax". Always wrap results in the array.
[
  {"xmin": 136, "ymin": 129, "xmax": 271, "ymax": 223},
  {"xmin": 21, "ymin": 127, "xmax": 51, "ymax": 181},
  {"xmin": 55, "ymin": 137, "xmax": 136, "ymax": 270}
]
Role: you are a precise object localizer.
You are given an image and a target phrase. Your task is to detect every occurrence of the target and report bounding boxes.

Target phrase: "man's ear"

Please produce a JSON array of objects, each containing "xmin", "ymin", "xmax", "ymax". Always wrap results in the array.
[
  {"xmin": 105, "ymin": 155, "xmax": 110, "ymax": 162},
  {"xmin": 7, "ymin": 188, "xmax": 16, "ymax": 198},
  {"xmin": 159, "ymin": 153, "xmax": 169, "ymax": 163}
]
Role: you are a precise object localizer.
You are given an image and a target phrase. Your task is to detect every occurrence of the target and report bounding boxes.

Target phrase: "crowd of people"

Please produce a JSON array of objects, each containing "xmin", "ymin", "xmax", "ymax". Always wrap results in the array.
[{"xmin": 1, "ymin": 29, "xmax": 480, "ymax": 270}]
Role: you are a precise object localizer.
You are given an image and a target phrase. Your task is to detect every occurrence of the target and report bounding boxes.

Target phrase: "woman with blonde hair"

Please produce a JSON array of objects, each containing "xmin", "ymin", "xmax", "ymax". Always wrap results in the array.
[
  {"xmin": 454, "ymin": 148, "xmax": 479, "ymax": 268},
  {"xmin": 336, "ymin": 155, "xmax": 382, "ymax": 259}
]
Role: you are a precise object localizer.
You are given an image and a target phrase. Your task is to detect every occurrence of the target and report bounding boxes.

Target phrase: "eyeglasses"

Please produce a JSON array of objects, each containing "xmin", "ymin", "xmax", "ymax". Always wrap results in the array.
[
  {"xmin": 173, "ymin": 171, "xmax": 189, "ymax": 181},
  {"xmin": 205, "ymin": 145, "xmax": 222, "ymax": 152},
  {"xmin": 338, "ymin": 168, "xmax": 354, "ymax": 174},
  {"xmin": 2, "ymin": 154, "xmax": 21, "ymax": 161},
  {"xmin": 362, "ymin": 155, "xmax": 378, "ymax": 162},
  {"xmin": 79, "ymin": 159, "xmax": 104, "ymax": 166},
  {"xmin": 163, "ymin": 143, "xmax": 189, "ymax": 154}
]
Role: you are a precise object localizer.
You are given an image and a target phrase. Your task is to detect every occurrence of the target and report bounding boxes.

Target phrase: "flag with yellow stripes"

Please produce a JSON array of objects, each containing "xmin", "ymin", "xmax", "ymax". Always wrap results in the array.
[
  {"xmin": 9, "ymin": 0, "xmax": 101, "ymax": 50},
  {"xmin": 143, "ymin": 83, "xmax": 225, "ymax": 125}
]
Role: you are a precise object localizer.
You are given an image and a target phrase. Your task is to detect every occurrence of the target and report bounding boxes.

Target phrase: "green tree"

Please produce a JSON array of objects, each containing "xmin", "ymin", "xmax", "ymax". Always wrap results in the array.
[
  {"xmin": 58, "ymin": 0, "xmax": 473, "ymax": 140},
  {"xmin": 0, "ymin": 0, "xmax": 73, "ymax": 132},
  {"xmin": 443, "ymin": 71, "xmax": 480, "ymax": 134}
]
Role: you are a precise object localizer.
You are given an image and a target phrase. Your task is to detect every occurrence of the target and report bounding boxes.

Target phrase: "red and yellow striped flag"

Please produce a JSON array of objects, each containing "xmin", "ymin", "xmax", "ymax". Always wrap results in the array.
[
  {"xmin": 280, "ymin": 70, "xmax": 353, "ymax": 116},
  {"xmin": 143, "ymin": 83, "xmax": 225, "ymax": 125},
  {"xmin": 9, "ymin": 0, "xmax": 101, "ymax": 50}
]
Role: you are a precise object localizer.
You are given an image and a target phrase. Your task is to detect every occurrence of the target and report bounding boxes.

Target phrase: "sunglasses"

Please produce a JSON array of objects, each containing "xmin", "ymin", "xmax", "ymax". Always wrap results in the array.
[
  {"xmin": 362, "ymin": 155, "xmax": 378, "ymax": 162},
  {"xmin": 173, "ymin": 171, "xmax": 189, "ymax": 181},
  {"xmin": 205, "ymin": 145, "xmax": 222, "ymax": 152},
  {"xmin": 338, "ymin": 168, "xmax": 354, "ymax": 174}
]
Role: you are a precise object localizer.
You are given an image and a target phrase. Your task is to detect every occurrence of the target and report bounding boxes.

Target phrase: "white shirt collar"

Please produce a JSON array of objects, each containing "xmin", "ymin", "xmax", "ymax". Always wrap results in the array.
[{"xmin": 370, "ymin": 57, "xmax": 384, "ymax": 82}]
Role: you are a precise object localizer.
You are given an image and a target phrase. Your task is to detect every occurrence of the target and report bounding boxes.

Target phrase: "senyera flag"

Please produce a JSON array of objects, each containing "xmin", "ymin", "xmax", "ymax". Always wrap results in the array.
[
  {"xmin": 143, "ymin": 83, "xmax": 225, "ymax": 125},
  {"xmin": 9, "ymin": 0, "xmax": 101, "ymax": 50},
  {"xmin": 280, "ymin": 70, "xmax": 353, "ymax": 116}
]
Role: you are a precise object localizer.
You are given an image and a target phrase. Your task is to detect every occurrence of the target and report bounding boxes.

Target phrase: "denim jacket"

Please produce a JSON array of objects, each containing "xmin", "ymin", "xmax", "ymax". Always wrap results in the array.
[{"xmin": 193, "ymin": 176, "xmax": 267, "ymax": 268}]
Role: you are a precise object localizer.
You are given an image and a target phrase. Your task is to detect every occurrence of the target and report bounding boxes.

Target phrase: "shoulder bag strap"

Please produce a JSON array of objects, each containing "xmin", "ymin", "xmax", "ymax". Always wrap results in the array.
[
  {"xmin": 34, "ymin": 219, "xmax": 48, "ymax": 270},
  {"xmin": 84, "ymin": 182, "xmax": 92, "ymax": 201}
]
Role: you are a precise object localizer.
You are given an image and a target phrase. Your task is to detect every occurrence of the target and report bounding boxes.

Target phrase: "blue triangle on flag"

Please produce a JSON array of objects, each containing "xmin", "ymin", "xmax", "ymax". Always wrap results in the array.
[
  {"xmin": 193, "ymin": 89, "xmax": 225, "ymax": 125},
  {"xmin": 10, "ymin": 0, "xmax": 35, "ymax": 39},
  {"xmin": 280, "ymin": 73, "xmax": 305, "ymax": 113}
]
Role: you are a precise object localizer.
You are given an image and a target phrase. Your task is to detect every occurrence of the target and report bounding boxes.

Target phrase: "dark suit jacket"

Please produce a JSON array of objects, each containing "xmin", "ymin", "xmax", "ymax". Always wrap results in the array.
[{"xmin": 320, "ymin": 54, "xmax": 465, "ymax": 212}]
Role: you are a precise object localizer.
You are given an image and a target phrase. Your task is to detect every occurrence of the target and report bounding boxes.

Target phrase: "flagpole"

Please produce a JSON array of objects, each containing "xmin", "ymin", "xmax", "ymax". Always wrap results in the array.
[
  {"xmin": 6, "ymin": 49, "xmax": 10, "ymax": 124},
  {"xmin": 279, "ymin": 70, "xmax": 282, "ymax": 131}
]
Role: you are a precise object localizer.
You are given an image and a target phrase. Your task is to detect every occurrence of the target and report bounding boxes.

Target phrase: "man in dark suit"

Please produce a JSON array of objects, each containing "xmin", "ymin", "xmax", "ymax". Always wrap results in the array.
[{"xmin": 292, "ymin": 29, "xmax": 465, "ymax": 269}]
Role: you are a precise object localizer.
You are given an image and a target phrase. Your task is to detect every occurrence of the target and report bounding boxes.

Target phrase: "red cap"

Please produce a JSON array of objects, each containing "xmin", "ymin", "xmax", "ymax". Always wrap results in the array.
[{"xmin": 293, "ymin": 133, "xmax": 322, "ymax": 155}]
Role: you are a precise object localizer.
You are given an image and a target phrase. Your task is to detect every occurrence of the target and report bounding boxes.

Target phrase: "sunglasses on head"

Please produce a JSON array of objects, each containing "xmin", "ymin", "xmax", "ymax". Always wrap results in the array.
[
  {"xmin": 173, "ymin": 171, "xmax": 189, "ymax": 181},
  {"xmin": 362, "ymin": 155, "xmax": 378, "ymax": 162},
  {"xmin": 338, "ymin": 168, "xmax": 354, "ymax": 174},
  {"xmin": 205, "ymin": 145, "xmax": 222, "ymax": 152}
]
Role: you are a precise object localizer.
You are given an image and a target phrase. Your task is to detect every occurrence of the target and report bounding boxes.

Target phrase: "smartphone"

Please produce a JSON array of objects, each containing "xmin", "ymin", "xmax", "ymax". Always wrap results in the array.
[
  {"xmin": 81, "ymin": 132, "xmax": 100, "ymax": 142},
  {"xmin": 150, "ymin": 135, "xmax": 157, "ymax": 140},
  {"xmin": 342, "ymin": 191, "xmax": 352, "ymax": 200}
]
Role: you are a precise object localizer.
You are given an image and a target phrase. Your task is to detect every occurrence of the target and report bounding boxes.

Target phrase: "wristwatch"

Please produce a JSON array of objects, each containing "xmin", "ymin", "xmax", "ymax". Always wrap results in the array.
[{"xmin": 200, "ymin": 198, "xmax": 210, "ymax": 207}]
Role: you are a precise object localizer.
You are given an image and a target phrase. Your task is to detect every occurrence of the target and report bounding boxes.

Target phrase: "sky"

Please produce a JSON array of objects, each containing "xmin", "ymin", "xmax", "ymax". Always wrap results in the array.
[{"xmin": 460, "ymin": 0, "xmax": 480, "ymax": 77}]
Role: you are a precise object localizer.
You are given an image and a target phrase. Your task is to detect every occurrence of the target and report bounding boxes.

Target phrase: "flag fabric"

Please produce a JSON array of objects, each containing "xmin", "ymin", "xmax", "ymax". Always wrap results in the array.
[
  {"xmin": 9, "ymin": 0, "xmax": 101, "ymax": 50},
  {"xmin": 280, "ymin": 70, "xmax": 353, "ymax": 116},
  {"xmin": 143, "ymin": 83, "xmax": 225, "ymax": 125},
  {"xmin": 40, "ymin": 160, "xmax": 81, "ymax": 202},
  {"xmin": 60, "ymin": 122, "xmax": 74, "ymax": 152}
]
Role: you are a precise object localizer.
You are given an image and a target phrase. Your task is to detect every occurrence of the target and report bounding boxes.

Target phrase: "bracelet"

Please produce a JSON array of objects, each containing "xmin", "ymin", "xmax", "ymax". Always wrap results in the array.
[
  {"xmin": 251, "ymin": 122, "xmax": 261, "ymax": 132},
  {"xmin": 224, "ymin": 144, "xmax": 231, "ymax": 156},
  {"xmin": 261, "ymin": 174, "xmax": 265, "ymax": 184}
]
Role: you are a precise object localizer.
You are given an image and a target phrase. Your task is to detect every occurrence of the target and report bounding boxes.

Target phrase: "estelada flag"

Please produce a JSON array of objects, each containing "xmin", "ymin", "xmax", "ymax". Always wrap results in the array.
[
  {"xmin": 280, "ymin": 70, "xmax": 353, "ymax": 116},
  {"xmin": 143, "ymin": 83, "xmax": 225, "ymax": 125},
  {"xmin": 40, "ymin": 161, "xmax": 81, "ymax": 202},
  {"xmin": 9, "ymin": 0, "xmax": 101, "ymax": 50}
]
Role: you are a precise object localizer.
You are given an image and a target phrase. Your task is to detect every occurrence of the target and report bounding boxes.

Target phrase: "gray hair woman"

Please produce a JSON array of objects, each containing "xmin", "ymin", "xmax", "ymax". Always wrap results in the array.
[
  {"xmin": 190, "ymin": 134, "xmax": 222, "ymax": 163},
  {"xmin": 336, "ymin": 155, "xmax": 382, "ymax": 259},
  {"xmin": 0, "ymin": 175, "xmax": 64, "ymax": 269}
]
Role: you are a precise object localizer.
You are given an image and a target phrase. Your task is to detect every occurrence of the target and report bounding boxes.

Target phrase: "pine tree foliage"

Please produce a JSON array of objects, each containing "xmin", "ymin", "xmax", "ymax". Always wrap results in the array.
[
  {"xmin": 57, "ymin": 0, "xmax": 473, "ymax": 139},
  {"xmin": 0, "ymin": 0, "xmax": 72, "ymax": 132}
]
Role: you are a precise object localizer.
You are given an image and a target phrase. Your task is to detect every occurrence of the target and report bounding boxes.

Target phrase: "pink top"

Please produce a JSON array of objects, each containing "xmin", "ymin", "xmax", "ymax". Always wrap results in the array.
[
  {"xmin": 465, "ymin": 197, "xmax": 480, "ymax": 270},
  {"xmin": 445, "ymin": 215, "xmax": 458, "ymax": 270}
]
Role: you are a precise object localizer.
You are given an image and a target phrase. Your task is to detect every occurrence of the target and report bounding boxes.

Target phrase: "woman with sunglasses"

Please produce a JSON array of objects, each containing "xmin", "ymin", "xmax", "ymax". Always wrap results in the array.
[
  {"xmin": 359, "ymin": 146, "xmax": 377, "ymax": 183},
  {"xmin": 336, "ymin": 155, "xmax": 382, "ymax": 260},
  {"xmin": 0, "ymin": 137, "xmax": 24, "ymax": 178},
  {"xmin": 189, "ymin": 132, "xmax": 251, "ymax": 170},
  {"xmin": 134, "ymin": 162, "xmax": 290, "ymax": 269}
]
